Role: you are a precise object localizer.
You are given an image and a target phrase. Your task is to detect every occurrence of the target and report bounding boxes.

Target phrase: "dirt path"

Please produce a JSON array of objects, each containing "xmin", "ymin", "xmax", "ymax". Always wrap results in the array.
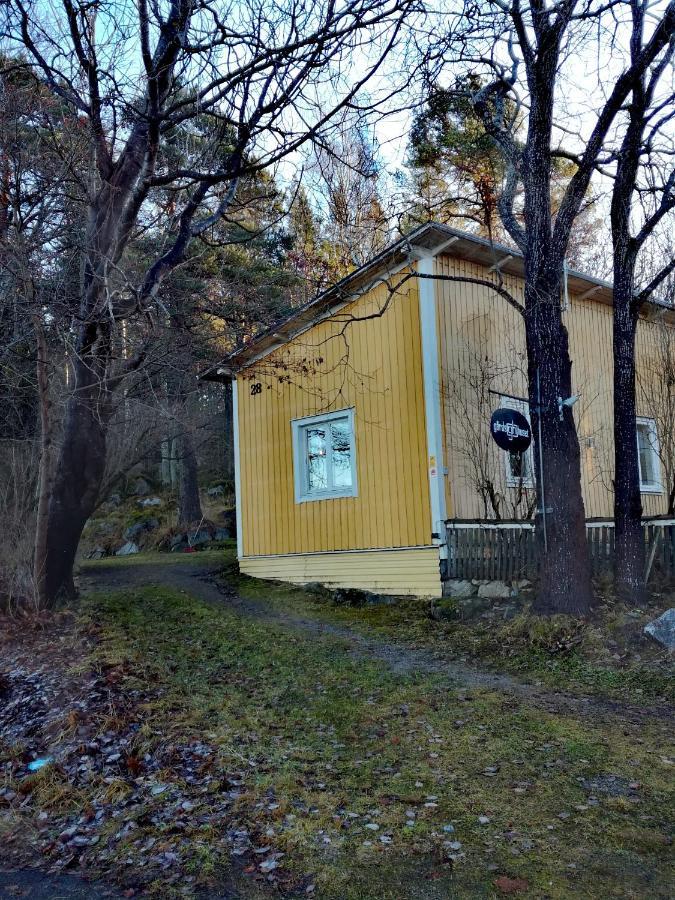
[{"xmin": 78, "ymin": 558, "xmax": 673, "ymax": 725}]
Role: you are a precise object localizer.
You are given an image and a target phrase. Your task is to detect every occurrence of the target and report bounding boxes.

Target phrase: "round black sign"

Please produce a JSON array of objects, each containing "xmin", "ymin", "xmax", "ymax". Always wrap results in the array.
[{"xmin": 490, "ymin": 408, "xmax": 532, "ymax": 453}]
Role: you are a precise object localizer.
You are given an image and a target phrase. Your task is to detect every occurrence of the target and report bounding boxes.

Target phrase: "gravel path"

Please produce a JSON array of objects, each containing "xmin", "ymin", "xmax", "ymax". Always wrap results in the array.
[{"xmin": 78, "ymin": 558, "xmax": 673, "ymax": 726}]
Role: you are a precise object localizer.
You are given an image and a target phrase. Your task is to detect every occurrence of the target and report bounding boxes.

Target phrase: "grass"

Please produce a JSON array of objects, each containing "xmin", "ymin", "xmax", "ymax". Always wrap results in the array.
[
  {"xmin": 8, "ymin": 564, "xmax": 671, "ymax": 899},
  {"xmin": 226, "ymin": 562, "xmax": 674, "ymax": 705}
]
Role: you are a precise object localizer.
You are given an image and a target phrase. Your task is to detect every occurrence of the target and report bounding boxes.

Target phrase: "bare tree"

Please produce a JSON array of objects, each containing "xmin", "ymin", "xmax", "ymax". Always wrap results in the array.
[
  {"xmin": 432, "ymin": 0, "xmax": 675, "ymax": 614},
  {"xmin": 443, "ymin": 338, "xmax": 536, "ymax": 520},
  {"xmin": 608, "ymin": 0, "xmax": 675, "ymax": 601},
  {"xmin": 3, "ymin": 0, "xmax": 419, "ymax": 604}
]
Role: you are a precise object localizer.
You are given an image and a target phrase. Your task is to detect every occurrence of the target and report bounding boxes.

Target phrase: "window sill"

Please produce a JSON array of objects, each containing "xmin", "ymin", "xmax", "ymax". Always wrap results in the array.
[
  {"xmin": 506, "ymin": 480, "xmax": 536, "ymax": 490},
  {"xmin": 640, "ymin": 485, "xmax": 663, "ymax": 495},
  {"xmin": 296, "ymin": 490, "xmax": 358, "ymax": 504}
]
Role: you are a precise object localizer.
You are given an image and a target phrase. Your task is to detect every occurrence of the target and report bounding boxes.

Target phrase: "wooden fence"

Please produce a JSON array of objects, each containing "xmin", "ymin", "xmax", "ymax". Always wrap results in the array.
[{"xmin": 445, "ymin": 519, "xmax": 675, "ymax": 583}]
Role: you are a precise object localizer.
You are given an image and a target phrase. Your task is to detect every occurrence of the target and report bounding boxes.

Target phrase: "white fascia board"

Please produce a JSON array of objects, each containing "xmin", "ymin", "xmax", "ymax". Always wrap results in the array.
[
  {"xmin": 232, "ymin": 378, "xmax": 243, "ymax": 558},
  {"xmin": 417, "ymin": 257, "xmax": 448, "ymax": 555}
]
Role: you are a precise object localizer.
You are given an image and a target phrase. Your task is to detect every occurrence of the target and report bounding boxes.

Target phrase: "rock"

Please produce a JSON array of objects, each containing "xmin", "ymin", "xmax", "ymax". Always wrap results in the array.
[
  {"xmin": 444, "ymin": 579, "xmax": 477, "ymax": 599},
  {"xmin": 94, "ymin": 521, "xmax": 115, "ymax": 535},
  {"xmin": 169, "ymin": 533, "xmax": 187, "ymax": 552},
  {"xmin": 332, "ymin": 587, "xmax": 394, "ymax": 607},
  {"xmin": 106, "ymin": 493, "xmax": 121, "ymax": 507},
  {"xmin": 207, "ymin": 485, "xmax": 224, "ymax": 497},
  {"xmin": 218, "ymin": 508, "xmax": 237, "ymax": 537},
  {"xmin": 477, "ymin": 581, "xmax": 512, "ymax": 600},
  {"xmin": 116, "ymin": 541, "xmax": 139, "ymax": 556},
  {"xmin": 187, "ymin": 528, "xmax": 211, "ymax": 547},
  {"xmin": 644, "ymin": 608, "xmax": 675, "ymax": 650},
  {"xmin": 132, "ymin": 477, "xmax": 151, "ymax": 496},
  {"xmin": 138, "ymin": 497, "xmax": 162, "ymax": 507},
  {"xmin": 124, "ymin": 518, "xmax": 159, "ymax": 541}
]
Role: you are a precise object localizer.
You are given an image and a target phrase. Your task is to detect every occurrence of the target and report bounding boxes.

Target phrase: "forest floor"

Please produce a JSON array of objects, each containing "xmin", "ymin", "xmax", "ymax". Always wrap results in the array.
[{"xmin": 0, "ymin": 550, "xmax": 673, "ymax": 899}]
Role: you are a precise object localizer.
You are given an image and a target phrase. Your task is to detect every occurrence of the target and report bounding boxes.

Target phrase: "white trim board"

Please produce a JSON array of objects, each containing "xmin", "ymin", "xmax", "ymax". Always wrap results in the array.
[
  {"xmin": 417, "ymin": 257, "xmax": 448, "ymax": 555},
  {"xmin": 232, "ymin": 379, "xmax": 243, "ymax": 558}
]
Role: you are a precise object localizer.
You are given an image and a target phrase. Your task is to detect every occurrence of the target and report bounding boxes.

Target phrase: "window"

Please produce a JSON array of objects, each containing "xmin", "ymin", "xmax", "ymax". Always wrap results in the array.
[
  {"xmin": 500, "ymin": 397, "xmax": 535, "ymax": 488},
  {"xmin": 292, "ymin": 409, "xmax": 357, "ymax": 502},
  {"xmin": 636, "ymin": 417, "xmax": 662, "ymax": 493}
]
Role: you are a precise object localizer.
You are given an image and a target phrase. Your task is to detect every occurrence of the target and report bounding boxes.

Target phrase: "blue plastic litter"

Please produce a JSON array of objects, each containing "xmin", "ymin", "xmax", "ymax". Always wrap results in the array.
[{"xmin": 27, "ymin": 756, "xmax": 53, "ymax": 772}]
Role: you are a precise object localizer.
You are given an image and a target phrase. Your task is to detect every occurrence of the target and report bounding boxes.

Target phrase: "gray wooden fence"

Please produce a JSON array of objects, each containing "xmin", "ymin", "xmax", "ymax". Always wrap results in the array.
[{"xmin": 445, "ymin": 519, "xmax": 675, "ymax": 583}]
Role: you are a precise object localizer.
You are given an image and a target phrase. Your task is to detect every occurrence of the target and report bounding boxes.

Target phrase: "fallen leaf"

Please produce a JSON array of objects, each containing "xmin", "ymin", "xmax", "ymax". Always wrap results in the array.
[{"xmin": 494, "ymin": 875, "xmax": 529, "ymax": 894}]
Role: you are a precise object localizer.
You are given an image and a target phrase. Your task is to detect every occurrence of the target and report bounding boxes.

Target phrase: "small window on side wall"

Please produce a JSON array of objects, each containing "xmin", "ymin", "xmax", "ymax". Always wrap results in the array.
[
  {"xmin": 636, "ymin": 417, "xmax": 662, "ymax": 493},
  {"xmin": 292, "ymin": 409, "xmax": 357, "ymax": 503},
  {"xmin": 500, "ymin": 397, "xmax": 535, "ymax": 489}
]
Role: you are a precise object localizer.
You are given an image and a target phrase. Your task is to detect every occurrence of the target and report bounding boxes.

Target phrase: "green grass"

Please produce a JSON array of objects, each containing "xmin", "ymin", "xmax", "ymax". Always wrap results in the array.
[
  {"xmin": 228, "ymin": 565, "xmax": 674, "ymax": 704},
  {"xmin": 16, "ymin": 578, "xmax": 670, "ymax": 899}
]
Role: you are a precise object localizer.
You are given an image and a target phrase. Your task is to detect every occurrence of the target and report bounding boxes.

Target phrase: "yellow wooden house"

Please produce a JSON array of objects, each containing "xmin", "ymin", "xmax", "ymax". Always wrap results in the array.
[{"xmin": 210, "ymin": 223, "xmax": 675, "ymax": 598}]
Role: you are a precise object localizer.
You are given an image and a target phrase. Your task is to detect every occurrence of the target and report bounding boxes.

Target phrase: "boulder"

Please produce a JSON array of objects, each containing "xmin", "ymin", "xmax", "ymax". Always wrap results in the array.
[
  {"xmin": 444, "ymin": 579, "xmax": 477, "ymax": 599},
  {"xmin": 218, "ymin": 508, "xmax": 237, "ymax": 537},
  {"xmin": 477, "ymin": 580, "xmax": 512, "ymax": 600},
  {"xmin": 138, "ymin": 497, "xmax": 162, "ymax": 508},
  {"xmin": 187, "ymin": 528, "xmax": 211, "ymax": 547},
  {"xmin": 207, "ymin": 485, "xmax": 224, "ymax": 497},
  {"xmin": 116, "ymin": 541, "xmax": 139, "ymax": 556},
  {"xmin": 169, "ymin": 533, "xmax": 188, "ymax": 552},
  {"xmin": 124, "ymin": 518, "xmax": 159, "ymax": 541},
  {"xmin": 332, "ymin": 587, "xmax": 394, "ymax": 607},
  {"xmin": 644, "ymin": 608, "xmax": 675, "ymax": 651},
  {"xmin": 131, "ymin": 477, "xmax": 151, "ymax": 496}
]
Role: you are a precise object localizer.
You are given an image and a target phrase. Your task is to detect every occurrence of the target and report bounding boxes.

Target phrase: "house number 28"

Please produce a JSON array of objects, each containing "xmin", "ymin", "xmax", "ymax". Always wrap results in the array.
[{"xmin": 250, "ymin": 382, "xmax": 262, "ymax": 396}]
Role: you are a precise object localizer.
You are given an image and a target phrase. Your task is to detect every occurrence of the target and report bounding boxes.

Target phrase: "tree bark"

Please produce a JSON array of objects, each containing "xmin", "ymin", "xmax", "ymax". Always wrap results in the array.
[
  {"xmin": 44, "ymin": 331, "xmax": 112, "ymax": 604},
  {"xmin": 525, "ymin": 284, "xmax": 594, "ymax": 616},
  {"xmin": 32, "ymin": 315, "xmax": 53, "ymax": 609},
  {"xmin": 177, "ymin": 428, "xmax": 203, "ymax": 526},
  {"xmin": 612, "ymin": 283, "xmax": 644, "ymax": 602}
]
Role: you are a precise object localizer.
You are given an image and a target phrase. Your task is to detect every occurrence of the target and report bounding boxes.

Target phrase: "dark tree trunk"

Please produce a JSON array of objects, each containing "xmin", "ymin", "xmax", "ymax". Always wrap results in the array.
[
  {"xmin": 519, "ymin": 50, "xmax": 594, "ymax": 616},
  {"xmin": 177, "ymin": 429, "xmax": 203, "ymax": 526},
  {"xmin": 44, "ymin": 342, "xmax": 112, "ymax": 604},
  {"xmin": 612, "ymin": 283, "xmax": 644, "ymax": 602},
  {"xmin": 525, "ymin": 282, "xmax": 594, "ymax": 616}
]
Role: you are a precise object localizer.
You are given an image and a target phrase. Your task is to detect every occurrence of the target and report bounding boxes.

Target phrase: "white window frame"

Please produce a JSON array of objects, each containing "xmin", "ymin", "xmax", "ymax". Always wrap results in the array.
[
  {"xmin": 291, "ymin": 408, "xmax": 358, "ymax": 503},
  {"xmin": 636, "ymin": 416, "xmax": 662, "ymax": 494},
  {"xmin": 499, "ymin": 396, "xmax": 536, "ymax": 489}
]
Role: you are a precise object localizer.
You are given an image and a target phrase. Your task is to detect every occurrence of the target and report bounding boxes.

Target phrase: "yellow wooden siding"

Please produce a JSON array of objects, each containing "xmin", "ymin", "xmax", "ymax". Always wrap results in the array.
[
  {"xmin": 436, "ymin": 254, "xmax": 674, "ymax": 519},
  {"xmin": 236, "ymin": 273, "xmax": 432, "ymax": 558},
  {"xmin": 239, "ymin": 547, "xmax": 441, "ymax": 596}
]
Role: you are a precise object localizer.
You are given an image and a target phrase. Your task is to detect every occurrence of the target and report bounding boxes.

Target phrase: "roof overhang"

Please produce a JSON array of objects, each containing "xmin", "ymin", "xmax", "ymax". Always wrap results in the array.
[{"xmin": 201, "ymin": 222, "xmax": 674, "ymax": 381}]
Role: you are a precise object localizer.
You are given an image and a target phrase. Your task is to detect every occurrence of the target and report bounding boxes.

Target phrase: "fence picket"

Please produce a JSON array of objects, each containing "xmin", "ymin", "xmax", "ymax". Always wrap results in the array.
[{"xmin": 445, "ymin": 519, "xmax": 675, "ymax": 584}]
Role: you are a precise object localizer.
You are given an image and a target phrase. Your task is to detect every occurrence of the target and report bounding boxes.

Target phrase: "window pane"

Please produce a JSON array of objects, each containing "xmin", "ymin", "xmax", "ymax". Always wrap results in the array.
[
  {"xmin": 637, "ymin": 423, "xmax": 656, "ymax": 486},
  {"xmin": 306, "ymin": 427, "xmax": 328, "ymax": 491},
  {"xmin": 331, "ymin": 420, "xmax": 352, "ymax": 488},
  {"xmin": 509, "ymin": 450, "xmax": 528, "ymax": 480}
]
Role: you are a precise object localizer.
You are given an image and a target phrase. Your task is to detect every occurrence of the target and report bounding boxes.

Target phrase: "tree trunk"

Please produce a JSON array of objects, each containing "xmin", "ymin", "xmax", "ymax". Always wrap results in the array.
[
  {"xmin": 525, "ymin": 283, "xmax": 594, "ymax": 616},
  {"xmin": 33, "ymin": 316, "xmax": 53, "ymax": 609},
  {"xmin": 44, "ymin": 345, "xmax": 111, "ymax": 604},
  {"xmin": 177, "ymin": 428, "xmax": 202, "ymax": 526},
  {"xmin": 612, "ymin": 282, "xmax": 644, "ymax": 603}
]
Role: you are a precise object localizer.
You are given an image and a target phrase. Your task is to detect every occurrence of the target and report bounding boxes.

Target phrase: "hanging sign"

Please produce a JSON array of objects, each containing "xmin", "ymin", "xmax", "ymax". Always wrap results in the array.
[{"xmin": 490, "ymin": 408, "xmax": 532, "ymax": 453}]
